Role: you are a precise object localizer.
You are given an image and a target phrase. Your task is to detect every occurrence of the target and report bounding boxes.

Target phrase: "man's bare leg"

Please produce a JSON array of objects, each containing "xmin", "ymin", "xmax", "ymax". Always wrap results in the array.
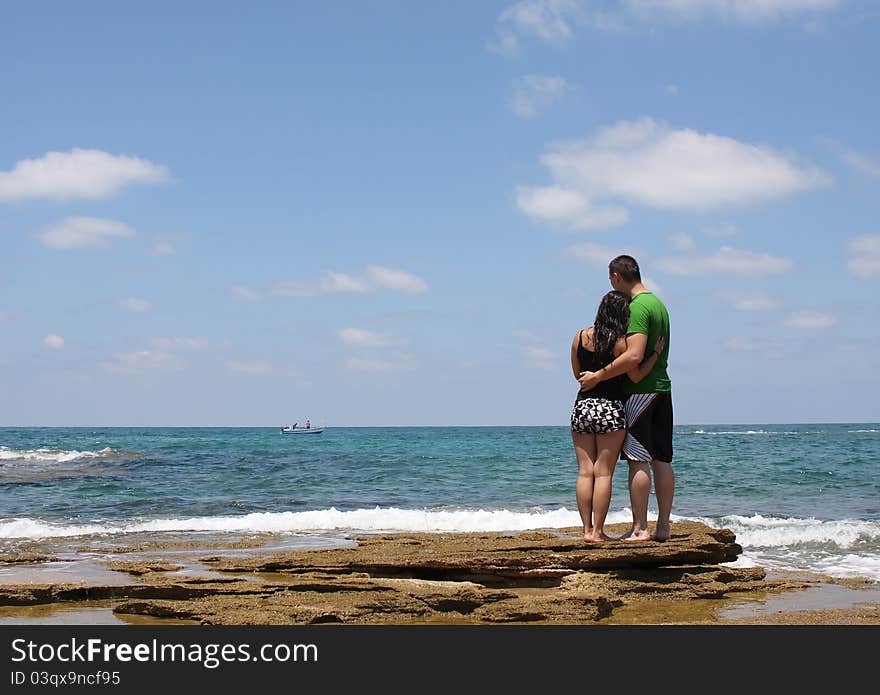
[
  {"xmin": 651, "ymin": 460, "xmax": 674, "ymax": 541},
  {"xmin": 624, "ymin": 460, "xmax": 651, "ymax": 541}
]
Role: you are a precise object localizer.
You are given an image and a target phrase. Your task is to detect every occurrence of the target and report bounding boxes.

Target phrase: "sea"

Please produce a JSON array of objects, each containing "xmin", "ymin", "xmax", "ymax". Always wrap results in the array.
[{"xmin": 1, "ymin": 424, "xmax": 879, "ymax": 581}]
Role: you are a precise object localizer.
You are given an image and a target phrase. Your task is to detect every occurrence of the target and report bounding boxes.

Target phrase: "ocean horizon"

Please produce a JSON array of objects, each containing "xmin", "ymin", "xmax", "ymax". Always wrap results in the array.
[{"xmin": 2, "ymin": 423, "xmax": 879, "ymax": 582}]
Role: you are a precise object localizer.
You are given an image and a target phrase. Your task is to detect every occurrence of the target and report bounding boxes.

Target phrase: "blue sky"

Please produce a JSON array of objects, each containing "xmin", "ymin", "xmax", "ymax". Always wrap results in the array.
[{"xmin": 2, "ymin": 1, "xmax": 878, "ymax": 426}]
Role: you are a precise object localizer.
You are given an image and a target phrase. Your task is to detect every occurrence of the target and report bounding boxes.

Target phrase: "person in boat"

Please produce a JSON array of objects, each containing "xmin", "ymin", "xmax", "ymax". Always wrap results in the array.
[
  {"xmin": 305, "ymin": 420, "xmax": 311, "ymax": 429},
  {"xmin": 291, "ymin": 422, "xmax": 298, "ymax": 429}
]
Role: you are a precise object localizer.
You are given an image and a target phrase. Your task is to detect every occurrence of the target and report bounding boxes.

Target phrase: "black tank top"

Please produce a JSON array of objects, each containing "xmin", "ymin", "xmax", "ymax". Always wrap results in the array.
[{"xmin": 576, "ymin": 330, "xmax": 624, "ymax": 401}]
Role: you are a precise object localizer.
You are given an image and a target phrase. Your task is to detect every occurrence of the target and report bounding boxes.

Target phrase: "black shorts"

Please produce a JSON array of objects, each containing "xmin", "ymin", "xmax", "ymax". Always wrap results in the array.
[{"xmin": 621, "ymin": 393, "xmax": 673, "ymax": 463}]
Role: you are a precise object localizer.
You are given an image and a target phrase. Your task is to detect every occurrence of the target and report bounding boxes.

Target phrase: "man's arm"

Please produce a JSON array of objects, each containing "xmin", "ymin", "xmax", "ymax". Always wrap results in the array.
[
  {"xmin": 578, "ymin": 333, "xmax": 647, "ymax": 390},
  {"xmin": 627, "ymin": 334, "xmax": 664, "ymax": 384}
]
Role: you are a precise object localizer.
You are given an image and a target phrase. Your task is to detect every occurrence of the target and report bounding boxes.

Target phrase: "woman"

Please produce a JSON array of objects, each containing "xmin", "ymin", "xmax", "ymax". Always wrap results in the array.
[{"xmin": 570, "ymin": 290, "xmax": 663, "ymax": 542}]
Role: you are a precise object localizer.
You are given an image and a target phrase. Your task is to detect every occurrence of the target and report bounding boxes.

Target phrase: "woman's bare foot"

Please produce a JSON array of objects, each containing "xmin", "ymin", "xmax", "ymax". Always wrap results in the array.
[
  {"xmin": 623, "ymin": 528, "xmax": 652, "ymax": 542},
  {"xmin": 589, "ymin": 531, "xmax": 613, "ymax": 542},
  {"xmin": 582, "ymin": 527, "xmax": 594, "ymax": 542}
]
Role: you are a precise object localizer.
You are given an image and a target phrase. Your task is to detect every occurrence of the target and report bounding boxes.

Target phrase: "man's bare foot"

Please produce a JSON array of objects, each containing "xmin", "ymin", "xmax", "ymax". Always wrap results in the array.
[
  {"xmin": 589, "ymin": 531, "xmax": 613, "ymax": 542},
  {"xmin": 651, "ymin": 525, "xmax": 671, "ymax": 542}
]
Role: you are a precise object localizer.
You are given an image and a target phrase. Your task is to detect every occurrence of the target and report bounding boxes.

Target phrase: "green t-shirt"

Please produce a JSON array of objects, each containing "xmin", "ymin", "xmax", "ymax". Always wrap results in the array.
[{"xmin": 624, "ymin": 292, "xmax": 671, "ymax": 395}]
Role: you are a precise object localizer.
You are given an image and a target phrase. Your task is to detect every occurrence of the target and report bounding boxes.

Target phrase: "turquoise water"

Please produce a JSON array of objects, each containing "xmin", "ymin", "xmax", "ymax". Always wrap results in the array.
[{"xmin": 2, "ymin": 424, "xmax": 879, "ymax": 579}]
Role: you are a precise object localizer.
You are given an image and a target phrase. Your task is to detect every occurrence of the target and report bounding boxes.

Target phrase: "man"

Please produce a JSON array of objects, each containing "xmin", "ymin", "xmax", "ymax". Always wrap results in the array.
[{"xmin": 577, "ymin": 255, "xmax": 673, "ymax": 541}]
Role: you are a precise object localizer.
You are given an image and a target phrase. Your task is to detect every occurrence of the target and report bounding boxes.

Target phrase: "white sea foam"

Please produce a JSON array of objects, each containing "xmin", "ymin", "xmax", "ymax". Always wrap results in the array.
[
  {"xmin": 5, "ymin": 508, "xmax": 878, "ymax": 580},
  {"xmin": 0, "ymin": 507, "xmax": 595, "ymax": 540},
  {"xmin": 694, "ymin": 514, "xmax": 880, "ymax": 580},
  {"xmin": 21, "ymin": 508, "xmax": 878, "ymax": 544},
  {"xmin": 0, "ymin": 446, "xmax": 116, "ymax": 463},
  {"xmin": 807, "ymin": 553, "xmax": 880, "ymax": 579},
  {"xmin": 5, "ymin": 509, "xmax": 874, "ymax": 549},
  {"xmin": 699, "ymin": 514, "xmax": 880, "ymax": 549},
  {"xmin": 732, "ymin": 549, "xmax": 880, "ymax": 581},
  {"xmin": 688, "ymin": 429, "xmax": 804, "ymax": 436}
]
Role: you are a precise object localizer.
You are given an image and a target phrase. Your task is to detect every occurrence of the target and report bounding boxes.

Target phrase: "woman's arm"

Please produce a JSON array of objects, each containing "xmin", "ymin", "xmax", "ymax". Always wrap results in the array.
[
  {"xmin": 578, "ymin": 332, "xmax": 645, "ymax": 391},
  {"xmin": 627, "ymin": 335, "xmax": 665, "ymax": 384},
  {"xmin": 571, "ymin": 331, "xmax": 583, "ymax": 381}
]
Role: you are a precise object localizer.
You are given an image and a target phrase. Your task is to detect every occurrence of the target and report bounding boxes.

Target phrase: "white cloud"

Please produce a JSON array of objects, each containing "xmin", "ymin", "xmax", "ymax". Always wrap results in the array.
[
  {"xmin": 716, "ymin": 290, "xmax": 780, "ymax": 310},
  {"xmin": 0, "ymin": 148, "xmax": 169, "ymax": 202},
  {"xmin": 518, "ymin": 186, "xmax": 629, "ymax": 230},
  {"xmin": 117, "ymin": 298, "xmax": 152, "ymax": 312},
  {"xmin": 346, "ymin": 356, "xmax": 414, "ymax": 372},
  {"xmin": 819, "ymin": 137, "xmax": 880, "ymax": 177},
  {"xmin": 151, "ymin": 337, "xmax": 208, "ymax": 350},
  {"xmin": 641, "ymin": 275, "xmax": 664, "ymax": 296},
  {"xmin": 490, "ymin": 0, "xmax": 580, "ymax": 55},
  {"xmin": 320, "ymin": 271, "xmax": 371, "ymax": 294},
  {"xmin": 270, "ymin": 267, "xmax": 427, "ymax": 298},
  {"xmin": 839, "ymin": 150, "xmax": 880, "ymax": 178},
  {"xmin": 104, "ymin": 350, "xmax": 179, "ymax": 373},
  {"xmin": 563, "ymin": 241, "xmax": 635, "ymax": 266},
  {"xmin": 512, "ymin": 328, "xmax": 540, "ymax": 341},
  {"xmin": 268, "ymin": 279, "xmax": 314, "ymax": 297},
  {"xmin": 520, "ymin": 118, "xmax": 829, "ymax": 230},
  {"xmin": 703, "ymin": 222, "xmax": 738, "ymax": 238},
  {"xmin": 36, "ymin": 217, "xmax": 136, "ymax": 249},
  {"xmin": 783, "ymin": 311, "xmax": 838, "ymax": 329},
  {"xmin": 849, "ymin": 235, "xmax": 880, "ymax": 252},
  {"xmin": 149, "ymin": 241, "xmax": 176, "ymax": 256},
  {"xmin": 490, "ymin": 0, "xmax": 839, "ymax": 53},
  {"xmin": 656, "ymin": 245, "xmax": 794, "ymax": 275},
  {"xmin": 510, "ymin": 75, "xmax": 569, "ymax": 118},
  {"xmin": 226, "ymin": 360, "xmax": 271, "ymax": 374},
  {"xmin": 562, "ymin": 244, "xmax": 662, "ymax": 292},
  {"xmin": 339, "ymin": 328, "xmax": 393, "ymax": 347},
  {"xmin": 723, "ymin": 336, "xmax": 783, "ymax": 351},
  {"xmin": 365, "ymin": 266, "xmax": 428, "ymax": 294},
  {"xmin": 623, "ymin": 0, "xmax": 840, "ymax": 24},
  {"xmin": 503, "ymin": 0, "xmax": 578, "ymax": 40},
  {"xmin": 847, "ymin": 256, "xmax": 880, "ymax": 278},
  {"xmin": 848, "ymin": 235, "xmax": 880, "ymax": 278},
  {"xmin": 44, "ymin": 334, "xmax": 65, "ymax": 349},
  {"xmin": 514, "ymin": 330, "xmax": 558, "ymax": 369},
  {"xmin": 670, "ymin": 232, "xmax": 697, "ymax": 251},
  {"xmin": 523, "ymin": 346, "xmax": 557, "ymax": 369},
  {"xmin": 231, "ymin": 286, "xmax": 262, "ymax": 301}
]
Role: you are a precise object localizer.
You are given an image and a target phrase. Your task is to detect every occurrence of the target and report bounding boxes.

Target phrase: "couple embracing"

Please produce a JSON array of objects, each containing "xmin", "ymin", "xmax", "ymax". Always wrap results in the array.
[{"xmin": 570, "ymin": 255, "xmax": 674, "ymax": 543}]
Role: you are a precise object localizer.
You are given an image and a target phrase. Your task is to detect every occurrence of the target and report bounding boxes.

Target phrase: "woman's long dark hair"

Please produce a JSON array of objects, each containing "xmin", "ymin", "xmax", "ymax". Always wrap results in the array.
[{"xmin": 593, "ymin": 290, "xmax": 630, "ymax": 362}]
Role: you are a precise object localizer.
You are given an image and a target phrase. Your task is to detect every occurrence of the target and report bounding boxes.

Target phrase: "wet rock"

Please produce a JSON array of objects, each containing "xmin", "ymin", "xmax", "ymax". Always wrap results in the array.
[{"xmin": 0, "ymin": 522, "xmax": 796, "ymax": 625}]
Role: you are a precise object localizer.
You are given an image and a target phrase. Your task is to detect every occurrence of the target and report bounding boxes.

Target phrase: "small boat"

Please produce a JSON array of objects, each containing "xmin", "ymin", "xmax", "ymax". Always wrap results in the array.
[{"xmin": 280, "ymin": 426, "xmax": 325, "ymax": 434}]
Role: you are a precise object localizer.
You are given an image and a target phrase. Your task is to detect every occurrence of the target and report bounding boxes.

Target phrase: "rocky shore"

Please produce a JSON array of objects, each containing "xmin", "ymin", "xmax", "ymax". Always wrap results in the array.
[{"xmin": 1, "ymin": 522, "xmax": 878, "ymax": 625}]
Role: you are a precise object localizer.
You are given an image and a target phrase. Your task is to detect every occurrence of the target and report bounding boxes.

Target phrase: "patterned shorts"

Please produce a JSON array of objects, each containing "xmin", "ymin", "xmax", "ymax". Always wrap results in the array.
[
  {"xmin": 621, "ymin": 393, "xmax": 674, "ymax": 462},
  {"xmin": 570, "ymin": 397, "xmax": 626, "ymax": 434}
]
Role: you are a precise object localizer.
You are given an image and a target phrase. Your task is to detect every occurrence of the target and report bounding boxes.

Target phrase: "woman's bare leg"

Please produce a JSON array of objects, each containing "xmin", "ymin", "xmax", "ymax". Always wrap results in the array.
[
  {"xmin": 590, "ymin": 429, "xmax": 625, "ymax": 540},
  {"xmin": 571, "ymin": 431, "xmax": 598, "ymax": 542}
]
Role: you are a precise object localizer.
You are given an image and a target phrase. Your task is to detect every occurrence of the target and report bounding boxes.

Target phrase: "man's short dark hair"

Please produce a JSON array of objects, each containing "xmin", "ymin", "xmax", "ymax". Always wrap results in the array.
[{"xmin": 609, "ymin": 255, "xmax": 641, "ymax": 283}]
